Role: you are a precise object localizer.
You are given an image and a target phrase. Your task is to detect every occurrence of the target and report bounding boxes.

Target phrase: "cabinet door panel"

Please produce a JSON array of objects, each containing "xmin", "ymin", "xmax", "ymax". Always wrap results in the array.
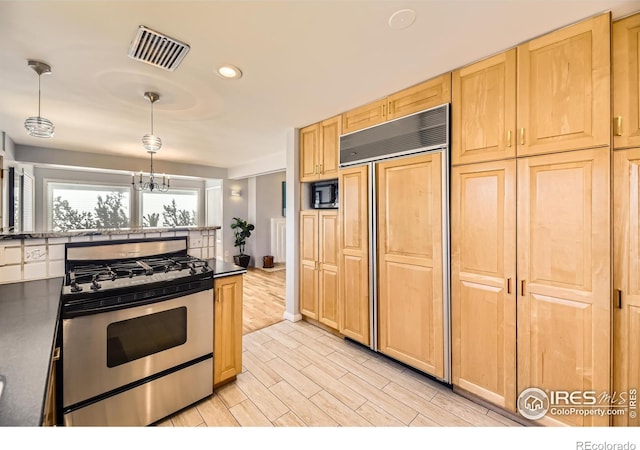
[
  {"xmin": 377, "ymin": 152, "xmax": 444, "ymax": 378},
  {"xmin": 320, "ymin": 116, "xmax": 340, "ymax": 179},
  {"xmin": 387, "ymin": 73, "xmax": 451, "ymax": 120},
  {"xmin": 517, "ymin": 13, "xmax": 610, "ymax": 156},
  {"xmin": 300, "ymin": 211, "xmax": 318, "ymax": 319},
  {"xmin": 451, "ymin": 160, "xmax": 516, "ymax": 411},
  {"xmin": 300, "ymin": 124, "xmax": 320, "ymax": 182},
  {"xmin": 319, "ymin": 210, "xmax": 339, "ymax": 329},
  {"xmin": 342, "ymin": 98, "xmax": 387, "ymax": 135},
  {"xmin": 339, "ymin": 165, "xmax": 370, "ymax": 345},
  {"xmin": 613, "ymin": 149, "xmax": 640, "ymax": 426},
  {"xmin": 214, "ymin": 275, "xmax": 243, "ymax": 386},
  {"xmin": 452, "ymin": 50, "xmax": 516, "ymax": 165},
  {"xmin": 613, "ymin": 13, "xmax": 640, "ymax": 149},
  {"xmin": 517, "ymin": 148, "xmax": 610, "ymax": 426}
]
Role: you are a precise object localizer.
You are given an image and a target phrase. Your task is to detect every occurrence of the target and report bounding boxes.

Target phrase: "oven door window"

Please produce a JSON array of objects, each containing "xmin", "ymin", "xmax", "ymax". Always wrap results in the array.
[{"xmin": 106, "ymin": 307, "xmax": 187, "ymax": 367}]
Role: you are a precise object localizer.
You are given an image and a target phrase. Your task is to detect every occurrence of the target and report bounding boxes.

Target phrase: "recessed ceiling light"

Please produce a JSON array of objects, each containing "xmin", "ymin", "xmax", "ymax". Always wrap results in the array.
[
  {"xmin": 388, "ymin": 9, "xmax": 416, "ymax": 30},
  {"xmin": 216, "ymin": 64, "xmax": 242, "ymax": 79}
]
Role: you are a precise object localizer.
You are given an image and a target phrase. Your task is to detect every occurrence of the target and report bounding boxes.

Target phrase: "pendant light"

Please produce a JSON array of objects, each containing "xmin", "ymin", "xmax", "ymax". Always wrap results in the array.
[
  {"xmin": 142, "ymin": 91, "xmax": 162, "ymax": 152},
  {"xmin": 24, "ymin": 60, "xmax": 55, "ymax": 138},
  {"xmin": 132, "ymin": 91, "xmax": 169, "ymax": 192}
]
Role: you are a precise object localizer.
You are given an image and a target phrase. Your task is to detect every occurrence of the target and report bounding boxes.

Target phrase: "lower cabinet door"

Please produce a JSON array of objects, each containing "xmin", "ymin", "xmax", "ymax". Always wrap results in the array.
[
  {"xmin": 613, "ymin": 148, "xmax": 640, "ymax": 426},
  {"xmin": 214, "ymin": 275, "xmax": 243, "ymax": 386},
  {"xmin": 517, "ymin": 147, "xmax": 610, "ymax": 426},
  {"xmin": 451, "ymin": 159, "xmax": 517, "ymax": 411}
]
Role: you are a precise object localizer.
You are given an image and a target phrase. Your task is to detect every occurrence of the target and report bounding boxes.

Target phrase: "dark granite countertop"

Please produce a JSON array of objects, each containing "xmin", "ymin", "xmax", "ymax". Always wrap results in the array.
[
  {"xmin": 0, "ymin": 278, "xmax": 63, "ymax": 426},
  {"xmin": 207, "ymin": 258, "xmax": 247, "ymax": 278},
  {"xmin": 0, "ymin": 225, "xmax": 221, "ymax": 240}
]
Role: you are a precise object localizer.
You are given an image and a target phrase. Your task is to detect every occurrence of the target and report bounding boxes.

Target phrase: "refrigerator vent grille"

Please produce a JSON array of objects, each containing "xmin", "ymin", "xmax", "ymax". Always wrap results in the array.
[{"xmin": 339, "ymin": 103, "xmax": 449, "ymax": 166}]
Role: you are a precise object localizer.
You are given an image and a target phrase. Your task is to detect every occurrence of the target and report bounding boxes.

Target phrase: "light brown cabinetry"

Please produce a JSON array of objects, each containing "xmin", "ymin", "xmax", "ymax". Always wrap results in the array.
[
  {"xmin": 451, "ymin": 160, "xmax": 517, "ymax": 411},
  {"xmin": 338, "ymin": 165, "xmax": 369, "ymax": 345},
  {"xmin": 517, "ymin": 13, "xmax": 610, "ymax": 157},
  {"xmin": 376, "ymin": 152, "xmax": 445, "ymax": 378},
  {"xmin": 453, "ymin": 13, "xmax": 610, "ymax": 164},
  {"xmin": 299, "ymin": 116, "xmax": 341, "ymax": 182},
  {"xmin": 517, "ymin": 147, "xmax": 610, "ymax": 427},
  {"xmin": 613, "ymin": 13, "xmax": 640, "ymax": 149},
  {"xmin": 299, "ymin": 209, "xmax": 339, "ymax": 329},
  {"xmin": 342, "ymin": 73, "xmax": 451, "ymax": 135},
  {"xmin": 214, "ymin": 274, "xmax": 243, "ymax": 387},
  {"xmin": 452, "ymin": 50, "xmax": 517, "ymax": 165},
  {"xmin": 43, "ymin": 346, "xmax": 60, "ymax": 426},
  {"xmin": 613, "ymin": 148, "xmax": 640, "ymax": 426}
]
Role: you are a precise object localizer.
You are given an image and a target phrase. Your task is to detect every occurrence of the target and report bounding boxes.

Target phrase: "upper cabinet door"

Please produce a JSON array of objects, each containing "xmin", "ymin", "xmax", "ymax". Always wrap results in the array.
[
  {"xmin": 452, "ymin": 50, "xmax": 517, "ymax": 165},
  {"xmin": 613, "ymin": 13, "xmax": 640, "ymax": 149},
  {"xmin": 342, "ymin": 98, "xmax": 387, "ymax": 135},
  {"xmin": 319, "ymin": 116, "xmax": 341, "ymax": 180},
  {"xmin": 300, "ymin": 124, "xmax": 320, "ymax": 182},
  {"xmin": 387, "ymin": 73, "xmax": 451, "ymax": 121},
  {"xmin": 517, "ymin": 13, "xmax": 610, "ymax": 157}
]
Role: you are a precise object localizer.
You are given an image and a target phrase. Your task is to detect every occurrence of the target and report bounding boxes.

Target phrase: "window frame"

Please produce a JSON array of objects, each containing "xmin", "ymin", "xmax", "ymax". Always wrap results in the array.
[
  {"xmin": 45, "ymin": 178, "xmax": 133, "ymax": 232},
  {"xmin": 139, "ymin": 187, "xmax": 201, "ymax": 229}
]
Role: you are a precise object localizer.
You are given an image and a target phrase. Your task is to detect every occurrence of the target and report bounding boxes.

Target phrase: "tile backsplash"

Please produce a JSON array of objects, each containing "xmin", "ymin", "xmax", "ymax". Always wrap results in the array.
[{"xmin": 0, "ymin": 229, "xmax": 218, "ymax": 284}]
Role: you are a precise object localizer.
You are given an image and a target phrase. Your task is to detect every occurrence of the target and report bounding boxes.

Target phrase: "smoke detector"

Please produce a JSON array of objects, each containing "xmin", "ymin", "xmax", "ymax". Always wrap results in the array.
[{"xmin": 128, "ymin": 25, "xmax": 190, "ymax": 71}]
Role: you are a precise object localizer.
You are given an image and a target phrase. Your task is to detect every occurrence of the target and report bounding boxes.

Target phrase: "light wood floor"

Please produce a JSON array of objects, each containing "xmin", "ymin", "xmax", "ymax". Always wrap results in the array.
[
  {"xmin": 242, "ymin": 267, "xmax": 286, "ymax": 335},
  {"xmin": 156, "ymin": 319, "xmax": 522, "ymax": 427}
]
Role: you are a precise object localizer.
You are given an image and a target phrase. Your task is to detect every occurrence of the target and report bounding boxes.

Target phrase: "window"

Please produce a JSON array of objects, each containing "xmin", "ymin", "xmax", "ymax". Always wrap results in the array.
[
  {"xmin": 141, "ymin": 189, "xmax": 199, "ymax": 228},
  {"xmin": 48, "ymin": 182, "xmax": 130, "ymax": 231}
]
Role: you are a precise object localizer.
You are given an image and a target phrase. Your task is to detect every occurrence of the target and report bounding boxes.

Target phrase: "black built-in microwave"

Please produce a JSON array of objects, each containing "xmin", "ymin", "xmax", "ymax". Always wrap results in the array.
[{"xmin": 311, "ymin": 179, "xmax": 338, "ymax": 209}]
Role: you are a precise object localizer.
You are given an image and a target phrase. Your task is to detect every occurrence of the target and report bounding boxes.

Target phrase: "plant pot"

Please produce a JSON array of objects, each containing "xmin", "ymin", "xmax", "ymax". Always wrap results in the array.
[{"xmin": 233, "ymin": 254, "xmax": 251, "ymax": 268}]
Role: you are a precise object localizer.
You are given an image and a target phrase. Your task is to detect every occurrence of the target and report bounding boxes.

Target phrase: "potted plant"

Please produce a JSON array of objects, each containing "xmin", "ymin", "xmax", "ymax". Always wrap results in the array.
[{"xmin": 230, "ymin": 217, "xmax": 254, "ymax": 268}]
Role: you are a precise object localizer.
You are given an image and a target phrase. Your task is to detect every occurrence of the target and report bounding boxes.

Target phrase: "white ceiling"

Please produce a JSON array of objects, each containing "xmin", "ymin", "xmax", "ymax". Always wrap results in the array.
[{"xmin": 1, "ymin": 0, "xmax": 639, "ymax": 176}]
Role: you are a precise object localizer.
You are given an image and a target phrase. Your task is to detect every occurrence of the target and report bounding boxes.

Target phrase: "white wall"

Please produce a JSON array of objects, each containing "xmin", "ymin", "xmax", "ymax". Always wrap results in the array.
[
  {"xmin": 221, "ymin": 178, "xmax": 248, "ymax": 264},
  {"xmin": 253, "ymin": 171, "xmax": 286, "ymax": 267}
]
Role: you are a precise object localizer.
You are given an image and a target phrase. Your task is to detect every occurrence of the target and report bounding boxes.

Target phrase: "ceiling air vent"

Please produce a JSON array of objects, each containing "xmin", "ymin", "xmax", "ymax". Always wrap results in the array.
[{"xmin": 128, "ymin": 25, "xmax": 190, "ymax": 71}]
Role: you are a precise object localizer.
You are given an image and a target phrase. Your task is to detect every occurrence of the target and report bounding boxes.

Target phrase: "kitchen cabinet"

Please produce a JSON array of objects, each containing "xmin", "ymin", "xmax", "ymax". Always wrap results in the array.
[
  {"xmin": 299, "ymin": 116, "xmax": 341, "ymax": 182},
  {"xmin": 43, "ymin": 345, "xmax": 60, "ymax": 426},
  {"xmin": 613, "ymin": 13, "xmax": 640, "ymax": 150},
  {"xmin": 516, "ymin": 13, "xmax": 610, "ymax": 157},
  {"xmin": 517, "ymin": 147, "xmax": 610, "ymax": 427},
  {"xmin": 453, "ymin": 12, "xmax": 610, "ymax": 163},
  {"xmin": 338, "ymin": 164, "xmax": 369, "ymax": 345},
  {"xmin": 452, "ymin": 50, "xmax": 517, "ymax": 165},
  {"xmin": 214, "ymin": 274, "xmax": 243, "ymax": 387},
  {"xmin": 376, "ymin": 152, "xmax": 445, "ymax": 378},
  {"xmin": 341, "ymin": 73, "xmax": 451, "ymax": 135},
  {"xmin": 299, "ymin": 209, "xmax": 339, "ymax": 330},
  {"xmin": 613, "ymin": 148, "xmax": 640, "ymax": 426},
  {"xmin": 451, "ymin": 159, "xmax": 517, "ymax": 412}
]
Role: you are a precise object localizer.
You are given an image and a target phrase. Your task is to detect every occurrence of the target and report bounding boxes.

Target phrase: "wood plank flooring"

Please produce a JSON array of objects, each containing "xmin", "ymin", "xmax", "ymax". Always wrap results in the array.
[
  {"xmin": 242, "ymin": 267, "xmax": 286, "ymax": 335},
  {"xmin": 156, "ymin": 319, "xmax": 522, "ymax": 427}
]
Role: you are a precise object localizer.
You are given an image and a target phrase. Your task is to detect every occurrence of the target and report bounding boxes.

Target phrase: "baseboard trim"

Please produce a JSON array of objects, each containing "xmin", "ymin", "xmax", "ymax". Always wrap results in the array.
[
  {"xmin": 283, "ymin": 311, "xmax": 302, "ymax": 322},
  {"xmin": 452, "ymin": 385, "xmax": 538, "ymax": 427}
]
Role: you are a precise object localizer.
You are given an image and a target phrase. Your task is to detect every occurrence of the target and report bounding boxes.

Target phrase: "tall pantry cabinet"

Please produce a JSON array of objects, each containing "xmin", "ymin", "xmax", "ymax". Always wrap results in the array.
[
  {"xmin": 613, "ymin": 12, "xmax": 640, "ymax": 427},
  {"xmin": 451, "ymin": 12, "xmax": 611, "ymax": 425},
  {"xmin": 299, "ymin": 115, "xmax": 341, "ymax": 332}
]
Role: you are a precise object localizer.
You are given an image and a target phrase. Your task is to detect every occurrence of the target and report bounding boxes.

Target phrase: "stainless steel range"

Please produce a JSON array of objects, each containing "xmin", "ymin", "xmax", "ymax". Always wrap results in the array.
[{"xmin": 60, "ymin": 236, "xmax": 214, "ymax": 426}]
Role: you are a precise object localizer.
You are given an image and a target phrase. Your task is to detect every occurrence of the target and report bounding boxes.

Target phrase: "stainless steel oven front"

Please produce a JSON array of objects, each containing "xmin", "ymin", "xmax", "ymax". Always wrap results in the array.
[{"xmin": 62, "ymin": 288, "xmax": 213, "ymax": 426}]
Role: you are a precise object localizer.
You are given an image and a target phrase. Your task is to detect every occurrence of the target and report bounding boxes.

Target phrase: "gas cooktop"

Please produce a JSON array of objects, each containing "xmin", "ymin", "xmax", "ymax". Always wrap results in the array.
[{"xmin": 61, "ymin": 237, "xmax": 214, "ymax": 302}]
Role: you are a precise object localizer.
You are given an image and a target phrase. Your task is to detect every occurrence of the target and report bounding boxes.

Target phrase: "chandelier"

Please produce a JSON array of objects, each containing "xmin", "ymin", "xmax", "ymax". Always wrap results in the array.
[
  {"xmin": 131, "ymin": 152, "xmax": 170, "ymax": 192},
  {"xmin": 132, "ymin": 91, "xmax": 169, "ymax": 192},
  {"xmin": 24, "ymin": 60, "xmax": 55, "ymax": 138}
]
